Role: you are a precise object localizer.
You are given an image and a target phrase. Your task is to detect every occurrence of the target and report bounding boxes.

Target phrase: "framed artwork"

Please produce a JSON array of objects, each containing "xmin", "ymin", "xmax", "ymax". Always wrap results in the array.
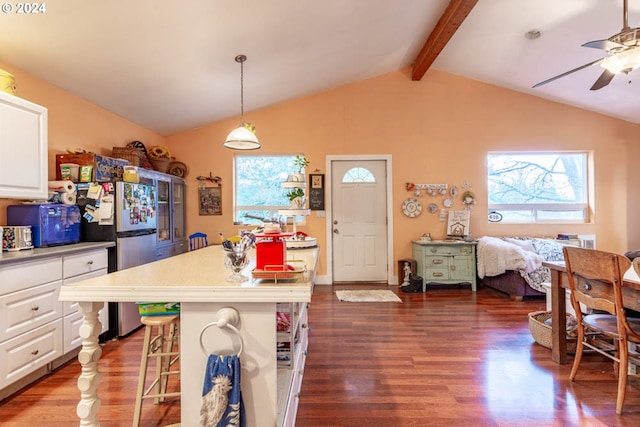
[
  {"xmin": 199, "ymin": 187, "xmax": 222, "ymax": 215},
  {"xmin": 447, "ymin": 210, "xmax": 470, "ymax": 237},
  {"xmin": 309, "ymin": 173, "xmax": 325, "ymax": 210}
]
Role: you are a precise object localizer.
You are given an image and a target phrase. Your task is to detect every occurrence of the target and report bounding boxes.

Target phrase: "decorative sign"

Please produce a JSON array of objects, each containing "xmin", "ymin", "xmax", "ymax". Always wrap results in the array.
[
  {"xmin": 447, "ymin": 210, "xmax": 471, "ymax": 237},
  {"xmin": 308, "ymin": 174, "xmax": 325, "ymax": 211},
  {"xmin": 488, "ymin": 211, "xmax": 503, "ymax": 222}
]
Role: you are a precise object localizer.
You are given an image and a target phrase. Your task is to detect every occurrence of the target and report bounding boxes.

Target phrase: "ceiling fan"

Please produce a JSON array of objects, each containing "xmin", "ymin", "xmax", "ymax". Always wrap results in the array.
[{"xmin": 533, "ymin": 0, "xmax": 640, "ymax": 90}]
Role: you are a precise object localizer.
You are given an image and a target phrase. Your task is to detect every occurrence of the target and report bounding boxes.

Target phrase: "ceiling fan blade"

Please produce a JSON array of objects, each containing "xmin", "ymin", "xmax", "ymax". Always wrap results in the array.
[
  {"xmin": 532, "ymin": 57, "xmax": 605, "ymax": 88},
  {"xmin": 582, "ymin": 39, "xmax": 626, "ymax": 51},
  {"xmin": 590, "ymin": 69, "xmax": 616, "ymax": 90}
]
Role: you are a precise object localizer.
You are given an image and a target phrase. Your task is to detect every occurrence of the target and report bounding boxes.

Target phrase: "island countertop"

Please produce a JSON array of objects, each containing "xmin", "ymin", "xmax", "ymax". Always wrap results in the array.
[
  {"xmin": 59, "ymin": 244, "xmax": 315, "ymax": 303},
  {"xmin": 58, "ymin": 244, "xmax": 318, "ymax": 426}
]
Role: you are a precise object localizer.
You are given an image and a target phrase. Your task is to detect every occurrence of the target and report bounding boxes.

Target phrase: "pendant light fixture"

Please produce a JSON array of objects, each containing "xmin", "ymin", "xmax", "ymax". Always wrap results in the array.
[{"xmin": 224, "ymin": 54, "xmax": 261, "ymax": 150}]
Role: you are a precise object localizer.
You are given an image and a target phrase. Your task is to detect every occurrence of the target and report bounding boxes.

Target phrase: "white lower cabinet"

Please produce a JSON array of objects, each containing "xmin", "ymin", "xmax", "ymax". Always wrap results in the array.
[
  {"xmin": 0, "ymin": 258, "xmax": 62, "ymax": 391},
  {"xmin": 0, "ymin": 319, "xmax": 63, "ymax": 389},
  {"xmin": 62, "ymin": 249, "xmax": 109, "ymax": 353},
  {"xmin": 0, "ymin": 247, "xmax": 109, "ymax": 397}
]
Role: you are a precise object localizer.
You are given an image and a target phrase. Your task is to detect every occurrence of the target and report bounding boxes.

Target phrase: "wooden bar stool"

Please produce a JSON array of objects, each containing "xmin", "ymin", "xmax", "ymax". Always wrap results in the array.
[{"xmin": 133, "ymin": 315, "xmax": 180, "ymax": 427}]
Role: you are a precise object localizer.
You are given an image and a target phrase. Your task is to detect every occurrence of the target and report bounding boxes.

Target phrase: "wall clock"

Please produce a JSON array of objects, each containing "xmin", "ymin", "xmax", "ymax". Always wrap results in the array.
[{"xmin": 402, "ymin": 198, "xmax": 422, "ymax": 218}]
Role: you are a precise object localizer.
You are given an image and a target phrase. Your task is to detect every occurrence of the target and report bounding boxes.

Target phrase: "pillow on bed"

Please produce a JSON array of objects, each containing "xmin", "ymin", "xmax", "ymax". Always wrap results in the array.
[
  {"xmin": 531, "ymin": 238, "xmax": 565, "ymax": 261},
  {"xmin": 503, "ymin": 237, "xmax": 536, "ymax": 253}
]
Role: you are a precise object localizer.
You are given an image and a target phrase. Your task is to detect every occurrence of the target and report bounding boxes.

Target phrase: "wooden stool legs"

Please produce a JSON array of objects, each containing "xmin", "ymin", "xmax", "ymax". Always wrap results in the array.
[{"xmin": 133, "ymin": 316, "xmax": 180, "ymax": 427}]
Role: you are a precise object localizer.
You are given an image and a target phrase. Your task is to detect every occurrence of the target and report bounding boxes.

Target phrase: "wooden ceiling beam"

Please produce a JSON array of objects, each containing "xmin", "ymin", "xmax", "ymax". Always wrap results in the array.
[{"xmin": 412, "ymin": 0, "xmax": 478, "ymax": 81}]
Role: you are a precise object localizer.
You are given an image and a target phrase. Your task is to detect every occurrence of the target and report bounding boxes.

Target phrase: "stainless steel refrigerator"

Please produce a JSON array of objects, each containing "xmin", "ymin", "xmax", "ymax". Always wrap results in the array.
[{"xmin": 77, "ymin": 180, "xmax": 158, "ymax": 337}]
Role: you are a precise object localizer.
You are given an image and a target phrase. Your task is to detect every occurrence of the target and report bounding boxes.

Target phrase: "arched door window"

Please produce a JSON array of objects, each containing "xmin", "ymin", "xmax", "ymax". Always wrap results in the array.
[{"xmin": 341, "ymin": 167, "xmax": 375, "ymax": 183}]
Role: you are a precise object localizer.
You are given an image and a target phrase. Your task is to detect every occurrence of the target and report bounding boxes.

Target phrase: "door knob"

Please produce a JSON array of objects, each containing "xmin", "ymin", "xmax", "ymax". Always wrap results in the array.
[
  {"xmin": 333, "ymin": 220, "xmax": 338, "ymax": 225},
  {"xmin": 333, "ymin": 229, "xmax": 339, "ymax": 234}
]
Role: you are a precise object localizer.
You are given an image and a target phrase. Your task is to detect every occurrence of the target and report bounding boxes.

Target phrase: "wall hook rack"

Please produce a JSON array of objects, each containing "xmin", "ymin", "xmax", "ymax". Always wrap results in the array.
[{"xmin": 196, "ymin": 172, "xmax": 221, "ymax": 187}]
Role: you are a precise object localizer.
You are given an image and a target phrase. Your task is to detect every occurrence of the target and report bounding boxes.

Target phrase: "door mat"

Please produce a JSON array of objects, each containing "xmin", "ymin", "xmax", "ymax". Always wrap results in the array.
[{"xmin": 335, "ymin": 289, "xmax": 402, "ymax": 303}]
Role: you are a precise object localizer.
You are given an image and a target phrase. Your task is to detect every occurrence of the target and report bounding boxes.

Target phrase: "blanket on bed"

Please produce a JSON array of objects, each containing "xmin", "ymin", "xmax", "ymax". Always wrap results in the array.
[
  {"xmin": 476, "ymin": 236, "xmax": 543, "ymax": 278},
  {"xmin": 476, "ymin": 236, "xmax": 552, "ymax": 293}
]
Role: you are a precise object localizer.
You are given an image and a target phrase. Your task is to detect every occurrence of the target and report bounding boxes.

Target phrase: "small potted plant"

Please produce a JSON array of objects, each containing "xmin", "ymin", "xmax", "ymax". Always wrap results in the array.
[
  {"xmin": 288, "ymin": 155, "xmax": 310, "ymax": 182},
  {"xmin": 286, "ymin": 187, "xmax": 306, "ymax": 208}
]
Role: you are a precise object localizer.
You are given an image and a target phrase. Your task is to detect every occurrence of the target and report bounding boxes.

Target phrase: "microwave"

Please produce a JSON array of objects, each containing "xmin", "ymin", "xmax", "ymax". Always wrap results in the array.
[{"xmin": 7, "ymin": 204, "xmax": 81, "ymax": 247}]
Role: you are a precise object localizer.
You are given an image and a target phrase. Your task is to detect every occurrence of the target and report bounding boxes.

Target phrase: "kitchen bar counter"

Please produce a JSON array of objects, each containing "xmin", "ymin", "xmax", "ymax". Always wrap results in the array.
[
  {"xmin": 0, "ymin": 242, "xmax": 115, "ymax": 266},
  {"xmin": 59, "ymin": 244, "xmax": 317, "ymax": 426}
]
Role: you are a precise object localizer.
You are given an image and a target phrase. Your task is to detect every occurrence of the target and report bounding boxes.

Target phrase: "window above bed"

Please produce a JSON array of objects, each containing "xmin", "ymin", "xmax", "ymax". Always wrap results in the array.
[{"xmin": 487, "ymin": 151, "xmax": 591, "ymax": 224}]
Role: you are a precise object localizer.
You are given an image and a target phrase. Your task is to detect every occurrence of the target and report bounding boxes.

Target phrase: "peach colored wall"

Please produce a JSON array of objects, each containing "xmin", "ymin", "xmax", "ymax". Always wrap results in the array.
[
  {"xmin": 0, "ymin": 61, "xmax": 166, "ymax": 223},
  {"xmin": 2, "ymin": 62, "xmax": 639, "ymax": 280},
  {"xmin": 166, "ymin": 68, "xmax": 639, "ymax": 279}
]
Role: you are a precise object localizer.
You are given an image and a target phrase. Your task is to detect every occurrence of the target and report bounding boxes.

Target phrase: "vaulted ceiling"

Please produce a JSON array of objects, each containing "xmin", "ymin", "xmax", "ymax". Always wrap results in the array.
[{"xmin": 1, "ymin": 0, "xmax": 639, "ymax": 136}]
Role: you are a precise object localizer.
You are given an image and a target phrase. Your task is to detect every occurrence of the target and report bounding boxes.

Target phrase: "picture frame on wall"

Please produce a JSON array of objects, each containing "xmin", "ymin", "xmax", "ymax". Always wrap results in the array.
[
  {"xmin": 199, "ymin": 187, "xmax": 222, "ymax": 215},
  {"xmin": 308, "ymin": 173, "xmax": 325, "ymax": 210},
  {"xmin": 447, "ymin": 210, "xmax": 470, "ymax": 237}
]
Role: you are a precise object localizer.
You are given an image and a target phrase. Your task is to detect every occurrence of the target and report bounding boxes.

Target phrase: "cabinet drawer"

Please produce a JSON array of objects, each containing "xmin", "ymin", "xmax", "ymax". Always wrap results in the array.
[
  {"xmin": 425, "ymin": 256, "xmax": 449, "ymax": 266},
  {"xmin": 63, "ymin": 250, "xmax": 108, "ymax": 279},
  {"xmin": 424, "ymin": 245, "xmax": 473, "ymax": 256},
  {"xmin": 424, "ymin": 268, "xmax": 450, "ymax": 280},
  {"xmin": 0, "ymin": 319, "xmax": 63, "ymax": 389},
  {"xmin": 0, "ymin": 257, "xmax": 62, "ymax": 295},
  {"xmin": 0, "ymin": 281, "xmax": 63, "ymax": 341}
]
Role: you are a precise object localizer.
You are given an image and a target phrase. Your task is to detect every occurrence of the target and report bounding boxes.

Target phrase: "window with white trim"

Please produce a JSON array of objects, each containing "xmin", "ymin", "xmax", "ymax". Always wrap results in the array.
[
  {"xmin": 487, "ymin": 151, "xmax": 590, "ymax": 223},
  {"xmin": 234, "ymin": 154, "xmax": 306, "ymax": 225}
]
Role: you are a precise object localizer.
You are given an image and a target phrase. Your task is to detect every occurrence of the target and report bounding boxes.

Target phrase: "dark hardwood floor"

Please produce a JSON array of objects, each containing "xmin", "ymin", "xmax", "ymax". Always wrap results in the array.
[{"xmin": 1, "ymin": 284, "xmax": 639, "ymax": 426}]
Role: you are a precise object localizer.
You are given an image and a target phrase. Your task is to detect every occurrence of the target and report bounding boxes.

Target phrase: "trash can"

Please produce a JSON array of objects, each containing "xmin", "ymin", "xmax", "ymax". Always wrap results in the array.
[{"xmin": 397, "ymin": 259, "xmax": 416, "ymax": 286}]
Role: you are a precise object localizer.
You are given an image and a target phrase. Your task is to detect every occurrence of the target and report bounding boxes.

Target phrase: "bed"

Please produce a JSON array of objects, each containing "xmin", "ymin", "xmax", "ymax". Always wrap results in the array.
[{"xmin": 476, "ymin": 236, "xmax": 566, "ymax": 301}]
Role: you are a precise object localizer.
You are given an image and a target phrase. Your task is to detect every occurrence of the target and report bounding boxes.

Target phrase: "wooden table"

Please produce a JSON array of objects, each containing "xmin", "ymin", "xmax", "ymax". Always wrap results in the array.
[{"xmin": 544, "ymin": 260, "xmax": 640, "ymax": 364}]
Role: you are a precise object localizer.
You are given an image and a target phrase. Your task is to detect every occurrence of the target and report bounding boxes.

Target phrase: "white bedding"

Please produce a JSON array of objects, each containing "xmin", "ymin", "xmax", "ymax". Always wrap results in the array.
[{"xmin": 476, "ymin": 236, "xmax": 544, "ymax": 279}]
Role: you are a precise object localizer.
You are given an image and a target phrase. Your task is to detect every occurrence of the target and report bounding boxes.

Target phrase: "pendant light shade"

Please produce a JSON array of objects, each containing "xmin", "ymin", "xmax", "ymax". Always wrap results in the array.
[
  {"xmin": 224, "ymin": 125, "xmax": 260, "ymax": 149},
  {"xmin": 224, "ymin": 54, "xmax": 261, "ymax": 150}
]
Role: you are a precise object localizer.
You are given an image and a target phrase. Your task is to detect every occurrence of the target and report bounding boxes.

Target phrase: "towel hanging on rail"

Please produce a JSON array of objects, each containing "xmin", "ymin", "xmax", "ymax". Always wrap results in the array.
[{"xmin": 200, "ymin": 354, "xmax": 245, "ymax": 427}]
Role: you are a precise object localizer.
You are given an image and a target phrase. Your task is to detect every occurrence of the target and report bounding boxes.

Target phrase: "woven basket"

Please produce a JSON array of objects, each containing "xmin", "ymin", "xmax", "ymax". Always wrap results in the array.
[
  {"xmin": 528, "ymin": 310, "xmax": 577, "ymax": 354},
  {"xmin": 112, "ymin": 147, "xmax": 141, "ymax": 166},
  {"xmin": 150, "ymin": 158, "xmax": 171, "ymax": 173}
]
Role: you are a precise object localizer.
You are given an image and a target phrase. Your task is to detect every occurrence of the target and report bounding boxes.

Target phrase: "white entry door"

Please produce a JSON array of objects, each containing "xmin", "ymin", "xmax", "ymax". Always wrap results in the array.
[{"xmin": 331, "ymin": 160, "xmax": 388, "ymax": 282}]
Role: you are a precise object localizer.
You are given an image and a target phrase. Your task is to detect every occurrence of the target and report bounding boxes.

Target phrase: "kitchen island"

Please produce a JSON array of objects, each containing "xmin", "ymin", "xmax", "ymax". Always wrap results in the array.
[{"xmin": 58, "ymin": 244, "xmax": 318, "ymax": 427}]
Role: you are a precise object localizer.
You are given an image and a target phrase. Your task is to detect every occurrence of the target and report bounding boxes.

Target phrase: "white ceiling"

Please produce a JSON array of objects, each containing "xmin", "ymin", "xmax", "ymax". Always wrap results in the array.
[{"xmin": 1, "ymin": 0, "xmax": 639, "ymax": 136}]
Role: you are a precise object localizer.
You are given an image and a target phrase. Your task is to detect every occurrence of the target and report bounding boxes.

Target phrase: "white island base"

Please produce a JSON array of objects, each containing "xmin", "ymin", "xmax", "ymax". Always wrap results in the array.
[{"xmin": 62, "ymin": 246, "xmax": 317, "ymax": 427}]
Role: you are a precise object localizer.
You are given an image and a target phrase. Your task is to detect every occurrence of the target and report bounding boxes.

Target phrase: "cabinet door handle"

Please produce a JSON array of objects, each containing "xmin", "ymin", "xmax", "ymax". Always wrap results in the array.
[
  {"xmin": 87, "ymin": 260, "xmax": 94, "ymax": 265},
  {"xmin": 31, "ymin": 305, "xmax": 40, "ymax": 311},
  {"xmin": 432, "ymin": 272, "xmax": 444, "ymax": 277},
  {"xmin": 431, "ymin": 259, "xmax": 443, "ymax": 265},
  {"xmin": 450, "ymin": 265, "xmax": 456, "ymax": 271},
  {"xmin": 31, "ymin": 349, "xmax": 39, "ymax": 356}
]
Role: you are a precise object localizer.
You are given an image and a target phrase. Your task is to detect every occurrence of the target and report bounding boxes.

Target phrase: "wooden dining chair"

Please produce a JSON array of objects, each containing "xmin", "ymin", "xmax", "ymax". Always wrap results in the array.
[
  {"xmin": 563, "ymin": 246, "xmax": 640, "ymax": 415},
  {"xmin": 188, "ymin": 232, "xmax": 208, "ymax": 251}
]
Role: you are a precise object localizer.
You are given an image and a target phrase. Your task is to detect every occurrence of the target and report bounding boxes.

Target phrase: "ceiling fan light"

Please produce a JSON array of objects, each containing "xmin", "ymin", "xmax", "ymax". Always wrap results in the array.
[
  {"xmin": 601, "ymin": 48, "xmax": 640, "ymax": 73},
  {"xmin": 223, "ymin": 125, "xmax": 261, "ymax": 150}
]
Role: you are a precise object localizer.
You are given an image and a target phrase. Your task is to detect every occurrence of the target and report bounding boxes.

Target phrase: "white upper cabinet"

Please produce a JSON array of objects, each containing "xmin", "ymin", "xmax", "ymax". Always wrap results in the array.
[{"xmin": 0, "ymin": 91, "xmax": 48, "ymax": 199}]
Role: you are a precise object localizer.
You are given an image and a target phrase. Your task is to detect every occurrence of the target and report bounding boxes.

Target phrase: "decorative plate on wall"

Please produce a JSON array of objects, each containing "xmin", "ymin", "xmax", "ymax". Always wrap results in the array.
[
  {"xmin": 443, "ymin": 198, "xmax": 453, "ymax": 208},
  {"xmin": 402, "ymin": 198, "xmax": 422, "ymax": 218},
  {"xmin": 428, "ymin": 203, "xmax": 438, "ymax": 214}
]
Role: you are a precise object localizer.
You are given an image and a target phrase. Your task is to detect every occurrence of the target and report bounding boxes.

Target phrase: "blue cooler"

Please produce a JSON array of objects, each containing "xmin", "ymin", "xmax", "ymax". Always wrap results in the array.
[{"xmin": 7, "ymin": 204, "xmax": 81, "ymax": 247}]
